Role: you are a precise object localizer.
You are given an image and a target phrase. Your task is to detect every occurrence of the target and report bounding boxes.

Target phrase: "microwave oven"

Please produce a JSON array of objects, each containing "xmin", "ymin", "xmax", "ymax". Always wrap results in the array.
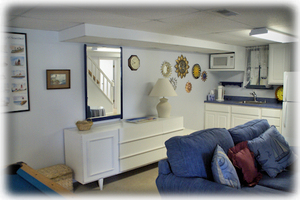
[{"xmin": 210, "ymin": 53, "xmax": 235, "ymax": 69}]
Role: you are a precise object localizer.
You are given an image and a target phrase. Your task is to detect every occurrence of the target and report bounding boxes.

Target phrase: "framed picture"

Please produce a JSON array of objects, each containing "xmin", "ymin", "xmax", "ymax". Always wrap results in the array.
[
  {"xmin": 46, "ymin": 69, "xmax": 70, "ymax": 89},
  {"xmin": 3, "ymin": 32, "xmax": 30, "ymax": 113}
]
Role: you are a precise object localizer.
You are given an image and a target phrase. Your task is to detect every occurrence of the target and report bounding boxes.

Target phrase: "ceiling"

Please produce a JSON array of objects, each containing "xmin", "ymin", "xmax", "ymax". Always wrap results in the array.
[{"xmin": 5, "ymin": 3, "xmax": 298, "ymax": 48}]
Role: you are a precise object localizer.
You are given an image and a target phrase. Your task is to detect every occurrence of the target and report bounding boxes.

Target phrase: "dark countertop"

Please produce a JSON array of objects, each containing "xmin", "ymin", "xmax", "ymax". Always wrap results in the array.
[{"xmin": 205, "ymin": 96, "xmax": 282, "ymax": 109}]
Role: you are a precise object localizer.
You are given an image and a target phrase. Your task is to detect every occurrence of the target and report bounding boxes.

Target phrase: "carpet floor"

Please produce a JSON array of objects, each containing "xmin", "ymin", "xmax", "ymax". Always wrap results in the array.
[{"xmin": 73, "ymin": 162, "xmax": 160, "ymax": 198}]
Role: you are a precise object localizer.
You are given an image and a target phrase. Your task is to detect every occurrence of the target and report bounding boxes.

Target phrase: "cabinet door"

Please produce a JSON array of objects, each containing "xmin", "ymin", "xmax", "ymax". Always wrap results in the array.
[
  {"xmin": 231, "ymin": 114, "xmax": 258, "ymax": 128},
  {"xmin": 205, "ymin": 111, "xmax": 230, "ymax": 129},
  {"xmin": 268, "ymin": 43, "xmax": 291, "ymax": 85},
  {"xmin": 84, "ymin": 130, "xmax": 119, "ymax": 183}
]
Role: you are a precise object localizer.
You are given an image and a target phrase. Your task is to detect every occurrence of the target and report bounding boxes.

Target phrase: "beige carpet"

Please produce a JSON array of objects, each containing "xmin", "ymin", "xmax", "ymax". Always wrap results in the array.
[{"xmin": 73, "ymin": 162, "xmax": 160, "ymax": 198}]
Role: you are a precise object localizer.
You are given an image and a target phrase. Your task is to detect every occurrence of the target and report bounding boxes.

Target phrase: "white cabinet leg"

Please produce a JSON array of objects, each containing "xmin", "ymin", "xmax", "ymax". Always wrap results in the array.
[{"xmin": 98, "ymin": 178, "xmax": 104, "ymax": 190}]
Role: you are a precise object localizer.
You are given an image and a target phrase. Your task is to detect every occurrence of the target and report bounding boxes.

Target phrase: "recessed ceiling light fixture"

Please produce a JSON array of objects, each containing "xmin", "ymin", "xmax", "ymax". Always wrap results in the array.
[{"xmin": 249, "ymin": 28, "xmax": 296, "ymax": 43}]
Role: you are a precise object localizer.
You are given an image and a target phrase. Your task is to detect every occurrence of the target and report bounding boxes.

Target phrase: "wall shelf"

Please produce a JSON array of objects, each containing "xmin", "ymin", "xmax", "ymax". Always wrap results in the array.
[{"xmin": 220, "ymin": 81, "xmax": 243, "ymax": 87}]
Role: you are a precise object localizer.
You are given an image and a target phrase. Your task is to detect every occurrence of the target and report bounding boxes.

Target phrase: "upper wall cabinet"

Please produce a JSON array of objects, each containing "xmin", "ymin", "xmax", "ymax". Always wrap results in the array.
[{"xmin": 268, "ymin": 43, "xmax": 292, "ymax": 85}]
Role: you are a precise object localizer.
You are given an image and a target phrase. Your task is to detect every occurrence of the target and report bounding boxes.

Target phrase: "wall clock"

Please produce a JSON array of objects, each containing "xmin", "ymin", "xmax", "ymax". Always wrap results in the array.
[
  {"xmin": 175, "ymin": 55, "xmax": 189, "ymax": 78},
  {"xmin": 192, "ymin": 64, "xmax": 201, "ymax": 79},
  {"xmin": 161, "ymin": 61, "xmax": 172, "ymax": 78},
  {"xmin": 275, "ymin": 86, "xmax": 283, "ymax": 101},
  {"xmin": 128, "ymin": 55, "xmax": 140, "ymax": 71}
]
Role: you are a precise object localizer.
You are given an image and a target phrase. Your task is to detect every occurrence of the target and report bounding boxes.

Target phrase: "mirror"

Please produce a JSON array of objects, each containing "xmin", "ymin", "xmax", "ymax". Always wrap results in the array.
[{"xmin": 84, "ymin": 44, "xmax": 122, "ymax": 122}]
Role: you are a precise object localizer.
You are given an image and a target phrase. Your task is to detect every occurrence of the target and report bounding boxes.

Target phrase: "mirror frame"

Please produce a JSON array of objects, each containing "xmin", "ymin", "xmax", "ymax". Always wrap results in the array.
[{"xmin": 84, "ymin": 44, "xmax": 123, "ymax": 122}]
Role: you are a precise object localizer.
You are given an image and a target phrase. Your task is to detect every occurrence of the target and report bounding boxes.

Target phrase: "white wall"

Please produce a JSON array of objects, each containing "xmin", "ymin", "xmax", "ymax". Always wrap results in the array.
[
  {"xmin": 122, "ymin": 47, "xmax": 219, "ymax": 130},
  {"xmin": 5, "ymin": 28, "xmax": 85, "ymax": 168}
]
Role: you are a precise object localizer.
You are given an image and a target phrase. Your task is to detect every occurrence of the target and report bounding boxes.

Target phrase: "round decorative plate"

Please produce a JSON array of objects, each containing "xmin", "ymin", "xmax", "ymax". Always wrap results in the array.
[
  {"xmin": 185, "ymin": 81, "xmax": 192, "ymax": 93},
  {"xmin": 175, "ymin": 55, "xmax": 189, "ymax": 78},
  {"xmin": 161, "ymin": 61, "xmax": 172, "ymax": 78},
  {"xmin": 192, "ymin": 64, "xmax": 201, "ymax": 79},
  {"xmin": 201, "ymin": 71, "xmax": 207, "ymax": 82},
  {"xmin": 275, "ymin": 86, "xmax": 283, "ymax": 101}
]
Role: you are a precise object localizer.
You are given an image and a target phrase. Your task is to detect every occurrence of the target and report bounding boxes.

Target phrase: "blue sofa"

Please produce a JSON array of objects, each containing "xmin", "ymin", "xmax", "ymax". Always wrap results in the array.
[{"xmin": 156, "ymin": 119, "xmax": 296, "ymax": 195}]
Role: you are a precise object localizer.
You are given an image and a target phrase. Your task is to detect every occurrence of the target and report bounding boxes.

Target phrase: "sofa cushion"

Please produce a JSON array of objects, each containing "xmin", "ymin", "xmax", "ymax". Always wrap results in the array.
[
  {"xmin": 228, "ymin": 119, "xmax": 270, "ymax": 144},
  {"xmin": 211, "ymin": 145, "xmax": 241, "ymax": 189},
  {"xmin": 165, "ymin": 128, "xmax": 234, "ymax": 180},
  {"xmin": 248, "ymin": 126, "xmax": 295, "ymax": 178},
  {"xmin": 228, "ymin": 141, "xmax": 262, "ymax": 186},
  {"xmin": 258, "ymin": 170, "xmax": 295, "ymax": 192}
]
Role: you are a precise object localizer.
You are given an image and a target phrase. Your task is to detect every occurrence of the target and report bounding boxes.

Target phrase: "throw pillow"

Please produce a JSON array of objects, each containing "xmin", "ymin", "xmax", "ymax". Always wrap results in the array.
[
  {"xmin": 248, "ymin": 126, "xmax": 295, "ymax": 178},
  {"xmin": 211, "ymin": 145, "xmax": 241, "ymax": 189},
  {"xmin": 228, "ymin": 119, "xmax": 270, "ymax": 144},
  {"xmin": 228, "ymin": 141, "xmax": 262, "ymax": 186}
]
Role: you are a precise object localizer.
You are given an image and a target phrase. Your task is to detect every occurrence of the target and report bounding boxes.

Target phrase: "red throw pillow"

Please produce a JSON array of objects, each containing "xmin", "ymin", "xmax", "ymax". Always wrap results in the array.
[{"xmin": 228, "ymin": 141, "xmax": 262, "ymax": 186}]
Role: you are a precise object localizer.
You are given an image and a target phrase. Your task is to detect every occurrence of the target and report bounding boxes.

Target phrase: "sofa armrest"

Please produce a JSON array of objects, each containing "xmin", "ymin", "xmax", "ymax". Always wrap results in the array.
[{"xmin": 158, "ymin": 159, "xmax": 172, "ymax": 175}]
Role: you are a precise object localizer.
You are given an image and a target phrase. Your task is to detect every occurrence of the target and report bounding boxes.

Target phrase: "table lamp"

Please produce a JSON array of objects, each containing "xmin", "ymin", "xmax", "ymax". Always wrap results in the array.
[{"xmin": 149, "ymin": 78, "xmax": 177, "ymax": 118}]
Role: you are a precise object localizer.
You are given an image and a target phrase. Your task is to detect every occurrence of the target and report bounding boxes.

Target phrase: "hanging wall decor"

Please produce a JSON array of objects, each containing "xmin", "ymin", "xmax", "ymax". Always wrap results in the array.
[
  {"xmin": 161, "ymin": 61, "xmax": 172, "ymax": 78},
  {"xmin": 192, "ymin": 64, "xmax": 201, "ymax": 79},
  {"xmin": 201, "ymin": 71, "xmax": 208, "ymax": 82},
  {"xmin": 169, "ymin": 77, "xmax": 177, "ymax": 90},
  {"xmin": 4, "ymin": 32, "xmax": 30, "ymax": 113},
  {"xmin": 175, "ymin": 55, "xmax": 189, "ymax": 78},
  {"xmin": 46, "ymin": 69, "xmax": 71, "ymax": 89},
  {"xmin": 185, "ymin": 81, "xmax": 192, "ymax": 93},
  {"xmin": 128, "ymin": 55, "xmax": 140, "ymax": 71}
]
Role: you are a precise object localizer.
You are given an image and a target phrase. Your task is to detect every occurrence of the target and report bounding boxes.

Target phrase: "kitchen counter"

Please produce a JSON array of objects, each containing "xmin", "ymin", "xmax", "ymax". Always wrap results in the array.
[{"xmin": 205, "ymin": 96, "xmax": 282, "ymax": 109}]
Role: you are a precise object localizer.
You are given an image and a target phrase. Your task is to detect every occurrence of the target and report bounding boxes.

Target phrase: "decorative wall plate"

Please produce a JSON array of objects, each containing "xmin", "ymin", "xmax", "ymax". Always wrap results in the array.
[
  {"xmin": 161, "ymin": 61, "xmax": 172, "ymax": 78},
  {"xmin": 192, "ymin": 64, "xmax": 201, "ymax": 79},
  {"xmin": 169, "ymin": 77, "xmax": 177, "ymax": 90},
  {"xmin": 175, "ymin": 55, "xmax": 189, "ymax": 78},
  {"xmin": 201, "ymin": 71, "xmax": 207, "ymax": 82},
  {"xmin": 185, "ymin": 81, "xmax": 192, "ymax": 93}
]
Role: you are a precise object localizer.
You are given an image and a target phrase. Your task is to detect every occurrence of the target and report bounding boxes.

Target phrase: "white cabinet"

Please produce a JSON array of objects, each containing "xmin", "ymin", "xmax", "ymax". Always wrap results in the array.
[
  {"xmin": 64, "ymin": 116, "xmax": 195, "ymax": 190},
  {"xmin": 268, "ymin": 43, "xmax": 292, "ymax": 85},
  {"xmin": 231, "ymin": 106, "xmax": 260, "ymax": 127},
  {"xmin": 204, "ymin": 104, "xmax": 230, "ymax": 129},
  {"xmin": 204, "ymin": 103, "xmax": 282, "ymax": 133}
]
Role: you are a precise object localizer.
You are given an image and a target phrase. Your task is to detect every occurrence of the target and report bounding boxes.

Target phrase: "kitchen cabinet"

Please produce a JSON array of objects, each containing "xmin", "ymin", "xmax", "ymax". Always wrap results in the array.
[
  {"xmin": 268, "ymin": 43, "xmax": 292, "ymax": 85},
  {"xmin": 204, "ymin": 103, "xmax": 282, "ymax": 133},
  {"xmin": 204, "ymin": 104, "xmax": 230, "ymax": 129},
  {"xmin": 231, "ymin": 106, "xmax": 260, "ymax": 127},
  {"xmin": 64, "ymin": 116, "xmax": 195, "ymax": 190}
]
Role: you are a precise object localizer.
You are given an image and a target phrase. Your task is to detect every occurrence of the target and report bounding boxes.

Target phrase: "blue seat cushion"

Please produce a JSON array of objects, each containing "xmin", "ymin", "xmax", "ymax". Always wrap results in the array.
[
  {"xmin": 248, "ymin": 126, "xmax": 295, "ymax": 178},
  {"xmin": 228, "ymin": 119, "xmax": 270, "ymax": 144},
  {"xmin": 165, "ymin": 128, "xmax": 234, "ymax": 180},
  {"xmin": 258, "ymin": 170, "xmax": 295, "ymax": 192}
]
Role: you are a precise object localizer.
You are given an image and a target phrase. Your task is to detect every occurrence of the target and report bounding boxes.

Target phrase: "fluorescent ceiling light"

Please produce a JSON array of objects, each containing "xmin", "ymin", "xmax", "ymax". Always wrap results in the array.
[{"xmin": 249, "ymin": 28, "xmax": 296, "ymax": 43}]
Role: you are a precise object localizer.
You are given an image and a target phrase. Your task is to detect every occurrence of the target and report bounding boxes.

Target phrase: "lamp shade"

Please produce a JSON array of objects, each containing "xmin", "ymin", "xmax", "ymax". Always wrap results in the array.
[{"xmin": 149, "ymin": 78, "xmax": 177, "ymax": 97}]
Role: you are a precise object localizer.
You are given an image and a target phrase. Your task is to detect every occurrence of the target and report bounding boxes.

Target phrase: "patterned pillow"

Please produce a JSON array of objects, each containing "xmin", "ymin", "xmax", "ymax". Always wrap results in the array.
[
  {"xmin": 248, "ymin": 126, "xmax": 295, "ymax": 178},
  {"xmin": 211, "ymin": 145, "xmax": 241, "ymax": 189}
]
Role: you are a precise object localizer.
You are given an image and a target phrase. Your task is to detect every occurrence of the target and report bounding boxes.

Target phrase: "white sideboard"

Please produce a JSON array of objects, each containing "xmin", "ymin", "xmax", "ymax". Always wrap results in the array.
[{"xmin": 64, "ymin": 116, "xmax": 195, "ymax": 190}]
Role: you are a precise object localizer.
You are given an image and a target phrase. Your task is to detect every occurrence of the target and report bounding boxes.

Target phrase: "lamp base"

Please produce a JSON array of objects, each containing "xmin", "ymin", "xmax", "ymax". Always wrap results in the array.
[{"xmin": 156, "ymin": 97, "xmax": 171, "ymax": 118}]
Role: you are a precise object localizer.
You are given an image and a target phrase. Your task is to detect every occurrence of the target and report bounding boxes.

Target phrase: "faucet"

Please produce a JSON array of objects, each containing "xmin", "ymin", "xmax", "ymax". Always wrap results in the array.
[{"xmin": 250, "ymin": 91, "xmax": 257, "ymax": 102}]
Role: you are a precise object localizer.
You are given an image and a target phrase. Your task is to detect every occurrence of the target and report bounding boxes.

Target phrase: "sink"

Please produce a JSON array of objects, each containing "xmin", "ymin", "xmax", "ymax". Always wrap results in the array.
[{"xmin": 237, "ymin": 100, "xmax": 266, "ymax": 104}]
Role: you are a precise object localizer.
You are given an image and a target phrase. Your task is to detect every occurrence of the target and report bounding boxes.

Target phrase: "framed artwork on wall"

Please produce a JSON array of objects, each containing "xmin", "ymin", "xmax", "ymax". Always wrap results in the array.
[
  {"xmin": 4, "ymin": 32, "xmax": 30, "ymax": 113},
  {"xmin": 46, "ymin": 69, "xmax": 71, "ymax": 89}
]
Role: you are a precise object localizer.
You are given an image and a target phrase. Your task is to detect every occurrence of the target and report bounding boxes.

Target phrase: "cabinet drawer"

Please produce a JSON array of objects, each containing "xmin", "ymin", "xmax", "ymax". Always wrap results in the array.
[
  {"xmin": 162, "ymin": 116, "xmax": 184, "ymax": 133},
  {"xmin": 120, "ymin": 148, "xmax": 164, "ymax": 172},
  {"xmin": 231, "ymin": 106, "xmax": 260, "ymax": 116},
  {"xmin": 120, "ymin": 120, "xmax": 163, "ymax": 143},
  {"xmin": 205, "ymin": 103, "xmax": 230, "ymax": 113},
  {"xmin": 119, "ymin": 135, "xmax": 163, "ymax": 159},
  {"xmin": 262, "ymin": 108, "xmax": 282, "ymax": 118}
]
